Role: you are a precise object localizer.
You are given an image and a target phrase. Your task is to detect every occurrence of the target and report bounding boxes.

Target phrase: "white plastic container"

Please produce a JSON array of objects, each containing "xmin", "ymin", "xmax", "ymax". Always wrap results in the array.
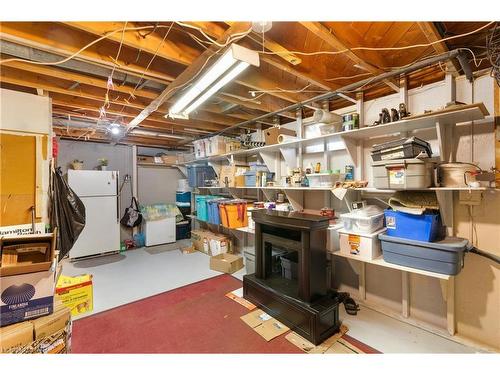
[
  {"xmin": 247, "ymin": 207, "xmax": 255, "ymax": 230},
  {"xmin": 340, "ymin": 205, "xmax": 384, "ymax": 234},
  {"xmin": 326, "ymin": 223, "xmax": 344, "ymax": 252},
  {"xmin": 338, "ymin": 228, "xmax": 387, "ymax": 260},
  {"xmin": 306, "ymin": 173, "xmax": 345, "ymax": 188},
  {"xmin": 193, "ymin": 139, "xmax": 206, "ymax": 159}
]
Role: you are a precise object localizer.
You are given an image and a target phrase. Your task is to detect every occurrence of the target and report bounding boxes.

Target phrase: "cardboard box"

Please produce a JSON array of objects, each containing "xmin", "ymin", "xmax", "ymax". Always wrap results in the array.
[
  {"xmin": 264, "ymin": 127, "xmax": 296, "ymax": 146},
  {"xmin": 191, "ymin": 230, "xmax": 232, "ymax": 255},
  {"xmin": 240, "ymin": 309, "xmax": 290, "ymax": 341},
  {"xmin": 0, "ymin": 232, "xmax": 56, "ymax": 277},
  {"xmin": 0, "ymin": 321, "xmax": 33, "ymax": 351},
  {"xmin": 0, "ymin": 304, "xmax": 72, "ymax": 353},
  {"xmin": 160, "ymin": 154, "xmax": 181, "ymax": 165},
  {"xmin": 55, "ymin": 274, "xmax": 93, "ymax": 317},
  {"xmin": 210, "ymin": 253, "xmax": 244, "ymax": 274},
  {"xmin": 0, "ymin": 268, "xmax": 55, "ymax": 327},
  {"xmin": 137, "ymin": 155, "xmax": 165, "ymax": 164},
  {"xmin": 180, "ymin": 244, "xmax": 197, "ymax": 254},
  {"xmin": 219, "ymin": 165, "xmax": 249, "ymax": 188},
  {"xmin": 226, "ymin": 140, "xmax": 241, "ymax": 153},
  {"xmin": 33, "ymin": 302, "xmax": 71, "ymax": 340}
]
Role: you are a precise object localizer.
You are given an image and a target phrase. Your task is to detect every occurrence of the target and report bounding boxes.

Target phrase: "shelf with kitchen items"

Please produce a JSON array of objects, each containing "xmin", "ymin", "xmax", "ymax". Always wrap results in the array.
[{"xmin": 186, "ymin": 100, "xmax": 498, "ymax": 347}]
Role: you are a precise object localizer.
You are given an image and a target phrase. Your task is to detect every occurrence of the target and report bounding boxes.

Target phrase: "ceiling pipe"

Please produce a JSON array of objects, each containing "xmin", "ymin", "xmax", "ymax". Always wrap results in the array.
[{"xmin": 178, "ymin": 49, "xmax": 460, "ymax": 145}]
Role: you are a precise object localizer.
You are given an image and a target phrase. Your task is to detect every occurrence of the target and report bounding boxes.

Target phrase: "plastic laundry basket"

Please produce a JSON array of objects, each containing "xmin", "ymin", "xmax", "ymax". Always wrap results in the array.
[
  {"xmin": 196, "ymin": 195, "xmax": 217, "ymax": 222},
  {"xmin": 219, "ymin": 200, "xmax": 248, "ymax": 228}
]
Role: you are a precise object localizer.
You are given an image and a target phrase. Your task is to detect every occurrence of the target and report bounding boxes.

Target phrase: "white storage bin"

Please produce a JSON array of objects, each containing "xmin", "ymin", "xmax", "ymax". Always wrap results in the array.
[
  {"xmin": 205, "ymin": 136, "xmax": 226, "ymax": 156},
  {"xmin": 340, "ymin": 205, "xmax": 384, "ymax": 234},
  {"xmin": 306, "ymin": 173, "xmax": 345, "ymax": 188},
  {"xmin": 338, "ymin": 228, "xmax": 386, "ymax": 260},
  {"xmin": 326, "ymin": 223, "xmax": 344, "ymax": 252},
  {"xmin": 193, "ymin": 139, "xmax": 207, "ymax": 159}
]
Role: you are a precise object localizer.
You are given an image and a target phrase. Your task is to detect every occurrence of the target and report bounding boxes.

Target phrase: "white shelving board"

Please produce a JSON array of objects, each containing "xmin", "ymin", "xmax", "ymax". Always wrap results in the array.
[
  {"xmin": 330, "ymin": 251, "xmax": 451, "ymax": 280},
  {"xmin": 185, "ymin": 103, "xmax": 489, "ymax": 165}
]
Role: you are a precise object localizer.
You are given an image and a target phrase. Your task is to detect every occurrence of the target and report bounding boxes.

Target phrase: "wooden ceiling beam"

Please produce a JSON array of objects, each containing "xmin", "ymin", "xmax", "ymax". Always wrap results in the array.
[
  {"xmin": 0, "ymin": 23, "xmax": 304, "ymax": 122},
  {"xmin": 197, "ymin": 22, "xmax": 335, "ymax": 92},
  {"xmin": 63, "ymin": 22, "xmax": 200, "ymax": 66},
  {"xmin": 0, "ymin": 22, "xmax": 175, "ymax": 84},
  {"xmin": 51, "ymin": 99, "xmax": 228, "ymax": 132},
  {"xmin": 0, "ymin": 66, "xmax": 242, "ymax": 128},
  {"xmin": 417, "ymin": 22, "xmax": 461, "ymax": 74},
  {"xmin": 2, "ymin": 59, "xmax": 253, "ymax": 122},
  {"xmin": 300, "ymin": 22, "xmax": 400, "ymax": 92},
  {"xmin": 53, "ymin": 126, "xmax": 183, "ymax": 147},
  {"xmin": 58, "ymin": 22, "xmax": 306, "ymax": 105}
]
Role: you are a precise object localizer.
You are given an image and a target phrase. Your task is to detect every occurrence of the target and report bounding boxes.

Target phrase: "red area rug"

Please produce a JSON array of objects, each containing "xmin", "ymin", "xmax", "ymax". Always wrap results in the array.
[
  {"xmin": 72, "ymin": 274, "xmax": 379, "ymax": 354},
  {"xmin": 71, "ymin": 274, "xmax": 302, "ymax": 353}
]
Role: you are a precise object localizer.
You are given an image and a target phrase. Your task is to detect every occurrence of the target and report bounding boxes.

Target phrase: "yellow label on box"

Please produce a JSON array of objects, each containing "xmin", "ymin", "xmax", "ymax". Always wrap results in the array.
[
  {"xmin": 55, "ymin": 274, "xmax": 93, "ymax": 317},
  {"xmin": 348, "ymin": 234, "xmax": 361, "ymax": 255}
]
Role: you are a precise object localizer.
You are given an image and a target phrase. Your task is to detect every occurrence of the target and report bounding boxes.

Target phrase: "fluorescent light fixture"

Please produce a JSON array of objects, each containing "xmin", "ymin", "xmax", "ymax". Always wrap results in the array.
[
  {"xmin": 168, "ymin": 44, "xmax": 259, "ymax": 119},
  {"xmin": 130, "ymin": 129, "xmax": 192, "ymax": 140},
  {"xmin": 183, "ymin": 128, "xmax": 212, "ymax": 134}
]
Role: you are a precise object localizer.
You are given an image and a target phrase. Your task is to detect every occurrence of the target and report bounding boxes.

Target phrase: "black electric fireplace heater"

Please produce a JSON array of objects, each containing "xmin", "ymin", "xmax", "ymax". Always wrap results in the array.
[{"xmin": 243, "ymin": 209, "xmax": 340, "ymax": 345}]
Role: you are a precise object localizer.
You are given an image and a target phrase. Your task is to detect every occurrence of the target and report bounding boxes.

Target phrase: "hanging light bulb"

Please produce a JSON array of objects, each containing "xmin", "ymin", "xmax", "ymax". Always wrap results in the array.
[
  {"xmin": 109, "ymin": 123, "xmax": 121, "ymax": 135},
  {"xmin": 251, "ymin": 21, "xmax": 272, "ymax": 33}
]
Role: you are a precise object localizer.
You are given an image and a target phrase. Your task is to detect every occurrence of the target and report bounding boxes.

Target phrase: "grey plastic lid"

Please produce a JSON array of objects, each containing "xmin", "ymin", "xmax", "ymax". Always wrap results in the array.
[
  {"xmin": 372, "ymin": 158, "xmax": 433, "ymax": 166},
  {"xmin": 378, "ymin": 234, "xmax": 469, "ymax": 252}
]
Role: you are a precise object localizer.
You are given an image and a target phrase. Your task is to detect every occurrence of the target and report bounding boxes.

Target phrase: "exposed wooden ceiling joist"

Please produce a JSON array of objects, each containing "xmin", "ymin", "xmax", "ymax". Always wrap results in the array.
[
  {"xmin": 300, "ymin": 22, "xmax": 400, "ymax": 92},
  {"xmin": 62, "ymin": 21, "xmax": 310, "ymax": 105}
]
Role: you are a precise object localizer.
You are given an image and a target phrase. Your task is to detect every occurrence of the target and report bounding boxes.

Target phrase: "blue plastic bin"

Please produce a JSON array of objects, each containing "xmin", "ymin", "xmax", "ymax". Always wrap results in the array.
[
  {"xmin": 207, "ymin": 198, "xmax": 228, "ymax": 224},
  {"xmin": 175, "ymin": 191, "xmax": 191, "ymax": 207},
  {"xmin": 244, "ymin": 171, "xmax": 274, "ymax": 187},
  {"xmin": 384, "ymin": 209, "xmax": 444, "ymax": 242},
  {"xmin": 187, "ymin": 165, "xmax": 216, "ymax": 187}
]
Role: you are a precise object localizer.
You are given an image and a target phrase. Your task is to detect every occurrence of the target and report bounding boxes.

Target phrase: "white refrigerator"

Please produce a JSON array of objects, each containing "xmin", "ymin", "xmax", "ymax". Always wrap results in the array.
[{"xmin": 67, "ymin": 170, "xmax": 121, "ymax": 259}]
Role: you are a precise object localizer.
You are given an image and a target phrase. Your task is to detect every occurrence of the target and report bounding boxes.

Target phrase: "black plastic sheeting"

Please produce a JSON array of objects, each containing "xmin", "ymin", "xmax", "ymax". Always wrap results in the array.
[{"xmin": 50, "ymin": 167, "xmax": 86, "ymax": 260}]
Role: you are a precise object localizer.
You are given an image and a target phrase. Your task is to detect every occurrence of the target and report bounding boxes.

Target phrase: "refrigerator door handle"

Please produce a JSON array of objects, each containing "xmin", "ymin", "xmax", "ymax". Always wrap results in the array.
[{"xmin": 117, "ymin": 194, "xmax": 121, "ymax": 223}]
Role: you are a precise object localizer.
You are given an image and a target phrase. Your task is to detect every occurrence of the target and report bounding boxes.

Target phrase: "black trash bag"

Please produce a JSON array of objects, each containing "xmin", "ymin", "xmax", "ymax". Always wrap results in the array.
[
  {"xmin": 50, "ymin": 167, "xmax": 86, "ymax": 260},
  {"xmin": 120, "ymin": 197, "xmax": 143, "ymax": 228}
]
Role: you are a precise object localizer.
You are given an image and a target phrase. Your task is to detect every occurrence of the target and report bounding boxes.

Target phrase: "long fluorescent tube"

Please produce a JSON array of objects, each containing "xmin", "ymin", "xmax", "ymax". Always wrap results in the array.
[
  {"xmin": 168, "ymin": 44, "xmax": 259, "ymax": 119},
  {"xmin": 131, "ymin": 129, "xmax": 192, "ymax": 140},
  {"xmin": 183, "ymin": 61, "xmax": 249, "ymax": 115}
]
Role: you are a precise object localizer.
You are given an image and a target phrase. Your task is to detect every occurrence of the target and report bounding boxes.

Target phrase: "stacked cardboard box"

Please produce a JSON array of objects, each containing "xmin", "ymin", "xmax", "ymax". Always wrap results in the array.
[
  {"xmin": 191, "ymin": 229, "xmax": 232, "ymax": 256},
  {"xmin": 0, "ymin": 300, "xmax": 71, "ymax": 353},
  {"xmin": 0, "ymin": 232, "xmax": 57, "ymax": 327}
]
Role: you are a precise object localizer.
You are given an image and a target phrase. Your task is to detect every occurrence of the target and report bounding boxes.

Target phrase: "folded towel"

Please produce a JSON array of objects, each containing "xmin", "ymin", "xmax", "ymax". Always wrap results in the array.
[{"xmin": 388, "ymin": 191, "xmax": 439, "ymax": 215}]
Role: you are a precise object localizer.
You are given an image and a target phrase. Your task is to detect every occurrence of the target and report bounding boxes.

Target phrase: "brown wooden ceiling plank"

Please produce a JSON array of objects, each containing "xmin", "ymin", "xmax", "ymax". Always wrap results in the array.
[{"xmin": 300, "ymin": 22, "xmax": 399, "ymax": 92}]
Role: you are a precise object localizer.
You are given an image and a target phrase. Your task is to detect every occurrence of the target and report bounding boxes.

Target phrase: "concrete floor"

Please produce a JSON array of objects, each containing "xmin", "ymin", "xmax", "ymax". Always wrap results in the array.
[{"xmin": 61, "ymin": 241, "xmax": 478, "ymax": 353}]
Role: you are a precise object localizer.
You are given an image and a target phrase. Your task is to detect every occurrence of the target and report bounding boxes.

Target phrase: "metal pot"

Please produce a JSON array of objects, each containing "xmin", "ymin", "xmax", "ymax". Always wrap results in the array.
[{"xmin": 436, "ymin": 162, "xmax": 480, "ymax": 187}]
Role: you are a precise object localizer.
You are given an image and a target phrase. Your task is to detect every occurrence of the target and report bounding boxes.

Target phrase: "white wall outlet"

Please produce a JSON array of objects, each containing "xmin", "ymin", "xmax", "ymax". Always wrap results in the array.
[{"xmin": 458, "ymin": 191, "xmax": 483, "ymax": 205}]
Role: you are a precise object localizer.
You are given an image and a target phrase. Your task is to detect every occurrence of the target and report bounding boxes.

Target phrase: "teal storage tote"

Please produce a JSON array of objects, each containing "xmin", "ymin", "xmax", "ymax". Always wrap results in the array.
[
  {"xmin": 196, "ymin": 195, "xmax": 222, "ymax": 222},
  {"xmin": 384, "ymin": 209, "xmax": 444, "ymax": 242}
]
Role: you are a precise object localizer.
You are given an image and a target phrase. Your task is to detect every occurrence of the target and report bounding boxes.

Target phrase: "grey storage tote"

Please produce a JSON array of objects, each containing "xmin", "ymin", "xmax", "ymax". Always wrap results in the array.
[
  {"xmin": 372, "ymin": 158, "xmax": 434, "ymax": 189},
  {"xmin": 379, "ymin": 234, "xmax": 469, "ymax": 275}
]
